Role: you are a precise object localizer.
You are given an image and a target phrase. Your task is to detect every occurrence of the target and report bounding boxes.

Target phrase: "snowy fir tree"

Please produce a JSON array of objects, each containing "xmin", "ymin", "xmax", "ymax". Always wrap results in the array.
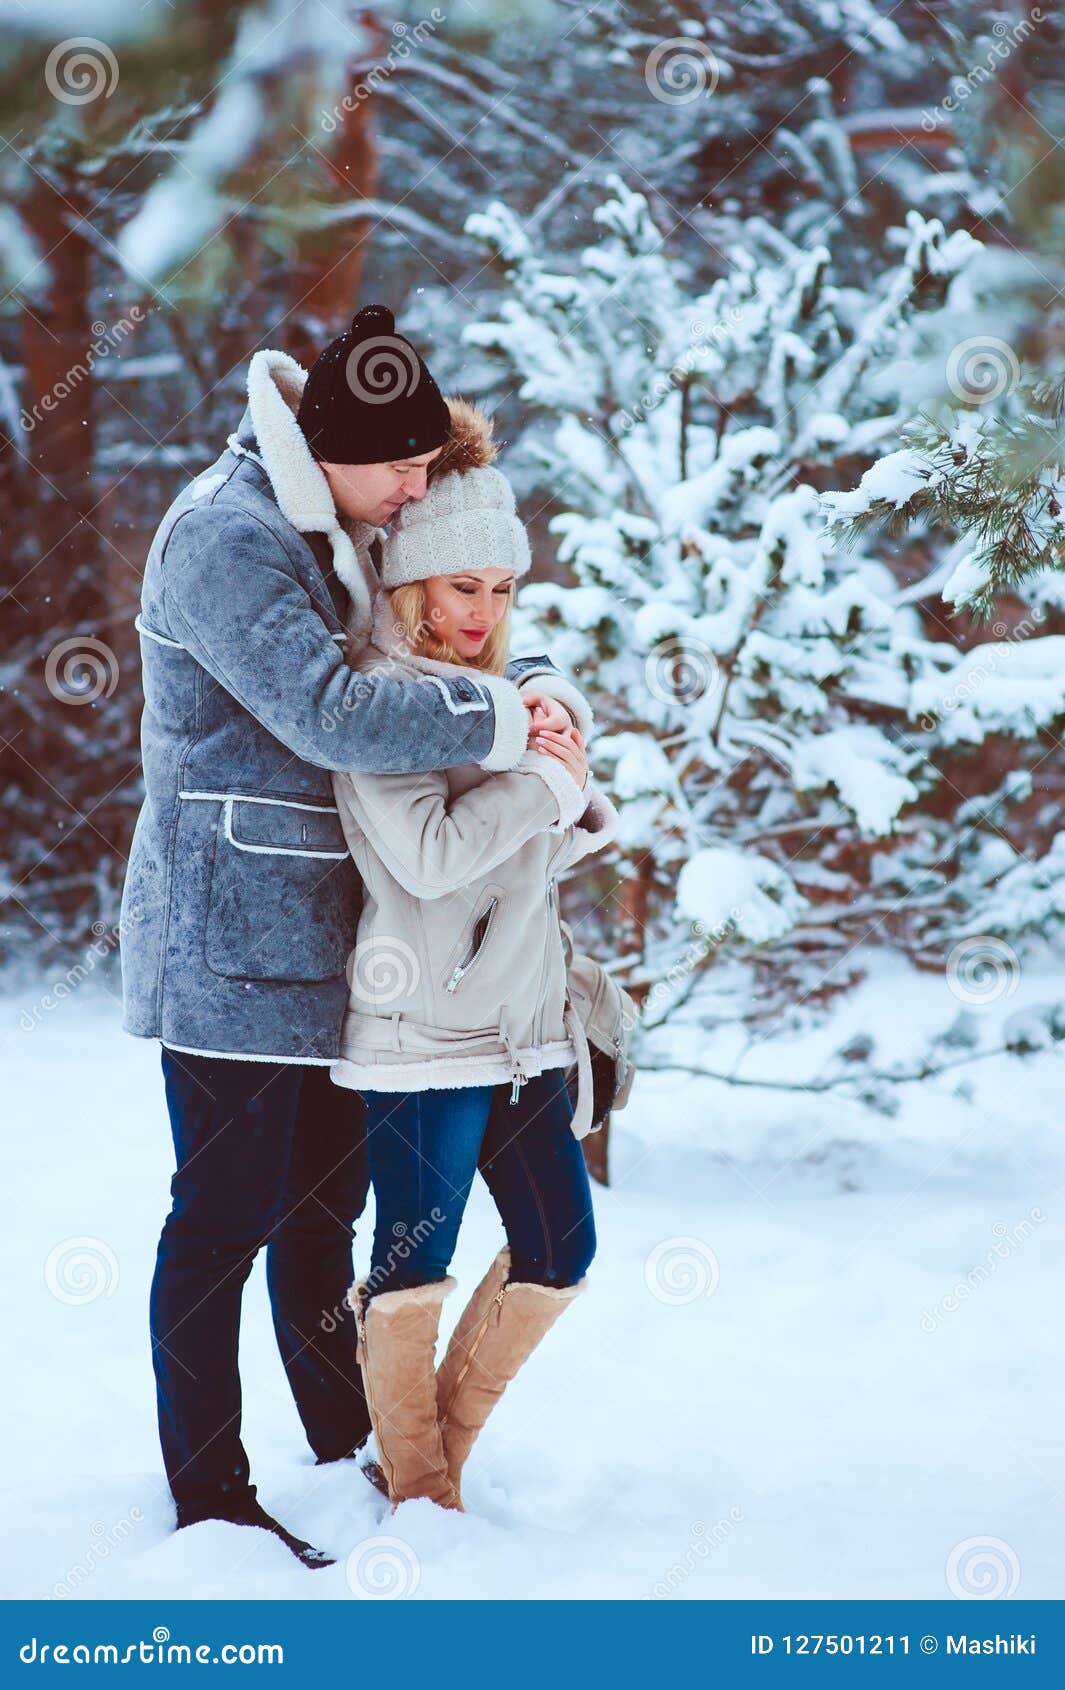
[
  {"xmin": 464, "ymin": 176, "xmax": 1065, "ymax": 1052},
  {"xmin": 824, "ymin": 2, "xmax": 1065, "ymax": 618},
  {"xmin": 6, "ymin": 0, "xmax": 1065, "ymax": 1611},
  {"xmin": 0, "ymin": 0, "xmax": 1023, "ymax": 956}
]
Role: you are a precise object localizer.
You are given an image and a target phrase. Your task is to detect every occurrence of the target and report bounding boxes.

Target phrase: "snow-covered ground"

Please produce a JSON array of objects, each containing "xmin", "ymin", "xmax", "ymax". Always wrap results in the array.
[{"xmin": 3, "ymin": 955, "xmax": 1062, "ymax": 1601}]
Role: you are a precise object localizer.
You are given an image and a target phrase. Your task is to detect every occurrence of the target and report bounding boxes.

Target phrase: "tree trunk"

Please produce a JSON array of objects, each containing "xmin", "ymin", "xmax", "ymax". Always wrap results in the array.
[
  {"xmin": 20, "ymin": 174, "xmax": 95, "ymax": 501},
  {"xmin": 581, "ymin": 858, "xmax": 654, "ymax": 1186},
  {"xmin": 284, "ymin": 34, "xmax": 384, "ymax": 365},
  {"xmin": 0, "ymin": 169, "xmax": 122, "ymax": 962}
]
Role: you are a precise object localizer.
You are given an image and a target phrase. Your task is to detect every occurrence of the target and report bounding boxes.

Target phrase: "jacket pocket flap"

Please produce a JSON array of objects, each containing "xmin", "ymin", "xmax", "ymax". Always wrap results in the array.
[{"xmin": 228, "ymin": 798, "xmax": 348, "ymax": 857}]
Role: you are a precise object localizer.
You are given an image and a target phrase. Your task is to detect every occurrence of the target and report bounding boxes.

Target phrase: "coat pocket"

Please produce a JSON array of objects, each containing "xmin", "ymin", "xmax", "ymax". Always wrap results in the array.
[
  {"xmin": 443, "ymin": 888, "xmax": 506, "ymax": 995},
  {"xmin": 202, "ymin": 796, "xmax": 358, "ymax": 983}
]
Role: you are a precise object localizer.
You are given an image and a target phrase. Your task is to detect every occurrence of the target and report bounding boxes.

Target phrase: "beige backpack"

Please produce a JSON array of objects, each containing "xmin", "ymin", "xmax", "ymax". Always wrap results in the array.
[{"xmin": 560, "ymin": 920, "xmax": 638, "ymax": 1134}]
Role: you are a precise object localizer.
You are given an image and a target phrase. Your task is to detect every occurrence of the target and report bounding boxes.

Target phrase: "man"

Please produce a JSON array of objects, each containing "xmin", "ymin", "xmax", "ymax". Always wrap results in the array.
[{"xmin": 119, "ymin": 304, "xmax": 580, "ymax": 1567}]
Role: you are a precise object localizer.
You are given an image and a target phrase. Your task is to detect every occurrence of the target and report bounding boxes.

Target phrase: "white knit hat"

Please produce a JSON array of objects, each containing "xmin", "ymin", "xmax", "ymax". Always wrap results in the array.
[{"xmin": 379, "ymin": 463, "xmax": 531, "ymax": 588}]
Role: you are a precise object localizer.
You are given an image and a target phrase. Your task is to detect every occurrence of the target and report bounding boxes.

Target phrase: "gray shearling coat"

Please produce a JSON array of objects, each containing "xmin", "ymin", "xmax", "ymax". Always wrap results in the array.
[{"xmin": 118, "ymin": 350, "xmax": 576, "ymax": 1063}]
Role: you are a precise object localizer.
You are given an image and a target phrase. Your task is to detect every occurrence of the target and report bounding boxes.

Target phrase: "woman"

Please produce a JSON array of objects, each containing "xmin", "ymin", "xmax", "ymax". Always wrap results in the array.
[{"xmin": 330, "ymin": 403, "xmax": 618, "ymax": 1513}]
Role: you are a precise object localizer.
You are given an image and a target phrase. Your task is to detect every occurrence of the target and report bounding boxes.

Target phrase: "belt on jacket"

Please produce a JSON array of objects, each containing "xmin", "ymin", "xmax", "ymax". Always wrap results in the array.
[
  {"xmin": 498, "ymin": 1002, "xmax": 594, "ymax": 1140},
  {"xmin": 563, "ymin": 1000, "xmax": 594, "ymax": 1140}
]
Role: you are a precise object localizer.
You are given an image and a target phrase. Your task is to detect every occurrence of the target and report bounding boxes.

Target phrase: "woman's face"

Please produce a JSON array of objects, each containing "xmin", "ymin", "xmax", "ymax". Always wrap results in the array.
[{"xmin": 421, "ymin": 568, "xmax": 515, "ymax": 660}]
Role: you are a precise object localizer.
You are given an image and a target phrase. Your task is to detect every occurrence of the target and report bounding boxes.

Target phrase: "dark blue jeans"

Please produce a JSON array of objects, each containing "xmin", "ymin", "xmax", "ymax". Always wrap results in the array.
[
  {"xmin": 362, "ymin": 1066, "xmax": 596, "ymax": 1297},
  {"xmin": 150, "ymin": 1049, "xmax": 371, "ymax": 1525}
]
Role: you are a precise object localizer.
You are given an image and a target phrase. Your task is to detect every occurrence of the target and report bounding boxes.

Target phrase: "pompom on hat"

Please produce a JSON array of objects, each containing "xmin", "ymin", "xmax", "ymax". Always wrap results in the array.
[
  {"xmin": 380, "ymin": 398, "xmax": 531, "ymax": 588},
  {"xmin": 296, "ymin": 303, "xmax": 451, "ymax": 465}
]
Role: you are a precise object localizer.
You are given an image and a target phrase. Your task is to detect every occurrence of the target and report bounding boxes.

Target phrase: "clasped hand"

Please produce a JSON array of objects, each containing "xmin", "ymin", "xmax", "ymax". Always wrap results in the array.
[{"xmin": 522, "ymin": 691, "xmax": 588, "ymax": 789}]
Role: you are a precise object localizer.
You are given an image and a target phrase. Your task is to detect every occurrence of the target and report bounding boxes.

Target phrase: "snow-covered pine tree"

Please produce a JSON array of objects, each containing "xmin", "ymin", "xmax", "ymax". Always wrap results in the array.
[
  {"xmin": 820, "ymin": 168, "xmax": 1065, "ymax": 622},
  {"xmin": 464, "ymin": 177, "xmax": 1065, "ymax": 1037},
  {"xmin": 823, "ymin": 0, "xmax": 1065, "ymax": 617},
  {"xmin": 0, "ymin": 0, "xmax": 381, "ymax": 961},
  {"xmin": 818, "ymin": 1, "xmax": 1065, "ymax": 977}
]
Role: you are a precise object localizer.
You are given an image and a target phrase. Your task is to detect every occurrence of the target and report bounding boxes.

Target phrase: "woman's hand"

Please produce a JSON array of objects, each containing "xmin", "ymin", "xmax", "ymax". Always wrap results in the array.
[{"xmin": 532, "ymin": 722, "xmax": 589, "ymax": 789}]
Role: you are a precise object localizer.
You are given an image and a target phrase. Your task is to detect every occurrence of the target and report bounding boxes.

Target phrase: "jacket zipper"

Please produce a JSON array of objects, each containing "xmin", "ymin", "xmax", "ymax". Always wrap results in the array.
[
  {"xmin": 439, "ymin": 1282, "xmax": 508, "ymax": 1430},
  {"xmin": 534, "ymin": 858, "xmax": 566, "ymax": 1045},
  {"xmin": 354, "ymin": 1294, "xmax": 397, "ymax": 1497},
  {"xmin": 534, "ymin": 877, "xmax": 557, "ymax": 1045},
  {"xmin": 445, "ymin": 896, "xmax": 499, "ymax": 994}
]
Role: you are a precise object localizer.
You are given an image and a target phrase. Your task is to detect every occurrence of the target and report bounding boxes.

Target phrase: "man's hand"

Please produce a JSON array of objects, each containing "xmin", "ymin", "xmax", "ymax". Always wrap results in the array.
[{"xmin": 523, "ymin": 690, "xmax": 576, "ymax": 738}]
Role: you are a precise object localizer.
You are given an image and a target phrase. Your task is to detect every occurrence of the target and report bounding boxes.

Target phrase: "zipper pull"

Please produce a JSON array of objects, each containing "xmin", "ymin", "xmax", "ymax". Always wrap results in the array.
[{"xmin": 509, "ymin": 1055, "xmax": 528, "ymax": 1104}]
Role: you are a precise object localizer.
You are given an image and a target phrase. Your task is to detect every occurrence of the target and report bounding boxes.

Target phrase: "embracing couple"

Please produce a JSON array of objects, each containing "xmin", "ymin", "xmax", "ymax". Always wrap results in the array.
[{"xmin": 119, "ymin": 305, "xmax": 634, "ymax": 1570}]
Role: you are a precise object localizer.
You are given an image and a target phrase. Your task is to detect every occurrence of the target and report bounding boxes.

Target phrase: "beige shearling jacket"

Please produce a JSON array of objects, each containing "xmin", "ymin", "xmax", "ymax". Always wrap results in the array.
[{"xmin": 329, "ymin": 594, "xmax": 619, "ymax": 1135}]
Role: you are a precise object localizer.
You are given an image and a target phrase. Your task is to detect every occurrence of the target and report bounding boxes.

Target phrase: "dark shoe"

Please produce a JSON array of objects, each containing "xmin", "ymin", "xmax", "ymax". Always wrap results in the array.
[
  {"xmin": 359, "ymin": 1458, "xmax": 390, "ymax": 1498},
  {"xmin": 313, "ymin": 1432, "xmax": 370, "ymax": 1467},
  {"xmin": 312, "ymin": 1441, "xmax": 388, "ymax": 1498},
  {"xmin": 179, "ymin": 1499, "xmax": 335, "ymax": 1570}
]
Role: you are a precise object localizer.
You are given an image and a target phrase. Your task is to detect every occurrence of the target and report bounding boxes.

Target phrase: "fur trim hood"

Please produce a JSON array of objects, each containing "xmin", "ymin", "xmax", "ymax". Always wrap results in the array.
[
  {"xmin": 426, "ymin": 397, "xmax": 498, "ymax": 482},
  {"xmin": 236, "ymin": 348, "xmax": 381, "ymax": 647}
]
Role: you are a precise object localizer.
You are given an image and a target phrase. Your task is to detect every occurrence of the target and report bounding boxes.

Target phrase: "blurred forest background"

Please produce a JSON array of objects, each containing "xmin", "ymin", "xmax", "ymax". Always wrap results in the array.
[{"xmin": 3, "ymin": 0, "xmax": 1065, "ymax": 1160}]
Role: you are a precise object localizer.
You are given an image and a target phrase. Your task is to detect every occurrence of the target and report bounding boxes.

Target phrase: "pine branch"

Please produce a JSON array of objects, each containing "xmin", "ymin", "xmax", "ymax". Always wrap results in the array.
[{"xmin": 637, "ymin": 1040, "xmax": 1031, "ymax": 1095}]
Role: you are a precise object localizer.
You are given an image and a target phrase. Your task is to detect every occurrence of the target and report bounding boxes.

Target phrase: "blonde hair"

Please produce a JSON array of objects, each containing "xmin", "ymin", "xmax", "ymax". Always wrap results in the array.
[{"xmin": 387, "ymin": 580, "xmax": 512, "ymax": 677}]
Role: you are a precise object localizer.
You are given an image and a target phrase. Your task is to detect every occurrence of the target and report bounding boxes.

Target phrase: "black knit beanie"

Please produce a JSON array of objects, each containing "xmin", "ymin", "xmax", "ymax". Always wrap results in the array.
[{"xmin": 296, "ymin": 303, "xmax": 452, "ymax": 464}]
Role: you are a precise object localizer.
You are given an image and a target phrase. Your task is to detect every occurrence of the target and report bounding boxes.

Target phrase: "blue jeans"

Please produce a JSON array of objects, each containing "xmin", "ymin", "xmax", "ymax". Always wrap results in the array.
[
  {"xmin": 362, "ymin": 1067, "xmax": 596, "ymax": 1297},
  {"xmin": 151, "ymin": 1049, "xmax": 371, "ymax": 1525}
]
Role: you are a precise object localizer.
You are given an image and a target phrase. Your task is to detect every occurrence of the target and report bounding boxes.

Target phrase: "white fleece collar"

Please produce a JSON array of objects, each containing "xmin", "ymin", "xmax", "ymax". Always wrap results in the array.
[{"xmin": 244, "ymin": 348, "xmax": 381, "ymax": 647}]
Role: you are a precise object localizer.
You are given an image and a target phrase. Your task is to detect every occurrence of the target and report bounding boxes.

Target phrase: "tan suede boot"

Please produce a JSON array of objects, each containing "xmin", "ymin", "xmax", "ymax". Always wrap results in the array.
[
  {"xmin": 436, "ymin": 1247, "xmax": 586, "ymax": 1499},
  {"xmin": 347, "ymin": 1278, "xmax": 463, "ymax": 1512}
]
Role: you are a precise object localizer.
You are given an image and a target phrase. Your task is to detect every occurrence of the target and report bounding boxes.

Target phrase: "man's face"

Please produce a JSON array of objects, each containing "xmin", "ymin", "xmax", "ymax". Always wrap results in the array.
[{"xmin": 320, "ymin": 446, "xmax": 443, "ymax": 526}]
